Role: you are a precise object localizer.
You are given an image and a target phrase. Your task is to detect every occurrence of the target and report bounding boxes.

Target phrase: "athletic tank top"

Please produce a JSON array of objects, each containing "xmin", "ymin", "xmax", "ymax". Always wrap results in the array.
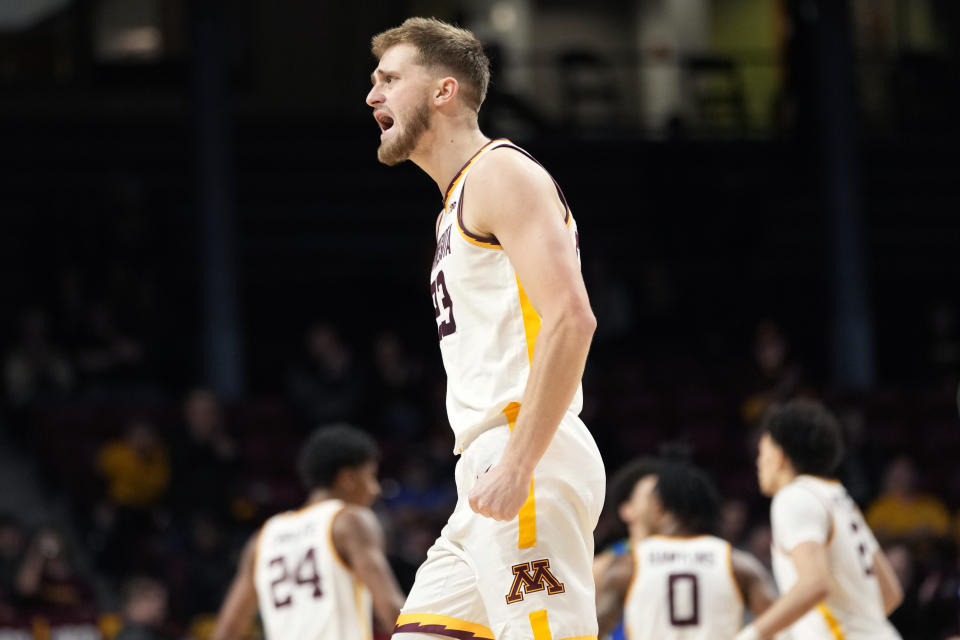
[
  {"xmin": 771, "ymin": 476, "xmax": 901, "ymax": 640},
  {"xmin": 430, "ymin": 138, "xmax": 583, "ymax": 453},
  {"xmin": 254, "ymin": 500, "xmax": 372, "ymax": 640},
  {"xmin": 624, "ymin": 535, "xmax": 744, "ymax": 640}
]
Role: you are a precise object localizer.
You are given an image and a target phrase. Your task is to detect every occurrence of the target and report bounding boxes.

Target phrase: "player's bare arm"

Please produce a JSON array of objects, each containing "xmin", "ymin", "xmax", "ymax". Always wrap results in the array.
[
  {"xmin": 731, "ymin": 548, "xmax": 777, "ymax": 617},
  {"xmin": 211, "ymin": 532, "xmax": 260, "ymax": 640},
  {"xmin": 872, "ymin": 548, "xmax": 904, "ymax": 616},
  {"xmin": 595, "ymin": 551, "xmax": 634, "ymax": 637},
  {"xmin": 736, "ymin": 541, "xmax": 831, "ymax": 640},
  {"xmin": 331, "ymin": 504, "xmax": 404, "ymax": 631},
  {"xmin": 592, "ymin": 548, "xmax": 616, "ymax": 586},
  {"xmin": 465, "ymin": 149, "xmax": 596, "ymax": 521}
]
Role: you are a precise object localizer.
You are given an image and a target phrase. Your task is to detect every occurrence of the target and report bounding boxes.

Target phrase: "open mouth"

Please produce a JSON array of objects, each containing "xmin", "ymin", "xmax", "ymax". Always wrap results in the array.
[{"xmin": 374, "ymin": 111, "xmax": 395, "ymax": 134}]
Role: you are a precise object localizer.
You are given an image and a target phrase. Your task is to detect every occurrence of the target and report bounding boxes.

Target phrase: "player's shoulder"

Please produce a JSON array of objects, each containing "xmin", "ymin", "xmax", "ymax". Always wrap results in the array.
[
  {"xmin": 329, "ymin": 504, "xmax": 384, "ymax": 566},
  {"xmin": 730, "ymin": 546, "xmax": 766, "ymax": 577},
  {"xmin": 330, "ymin": 503, "xmax": 381, "ymax": 537},
  {"xmin": 788, "ymin": 475, "xmax": 847, "ymax": 505},
  {"xmin": 771, "ymin": 480, "xmax": 833, "ymax": 526},
  {"xmin": 468, "ymin": 143, "xmax": 554, "ymax": 196},
  {"xmin": 797, "ymin": 474, "xmax": 843, "ymax": 490},
  {"xmin": 774, "ymin": 478, "xmax": 820, "ymax": 502}
]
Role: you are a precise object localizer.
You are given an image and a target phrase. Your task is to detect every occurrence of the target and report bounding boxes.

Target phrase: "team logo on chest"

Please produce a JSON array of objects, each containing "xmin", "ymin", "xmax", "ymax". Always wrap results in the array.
[
  {"xmin": 432, "ymin": 225, "xmax": 452, "ymax": 270},
  {"xmin": 505, "ymin": 559, "xmax": 565, "ymax": 604}
]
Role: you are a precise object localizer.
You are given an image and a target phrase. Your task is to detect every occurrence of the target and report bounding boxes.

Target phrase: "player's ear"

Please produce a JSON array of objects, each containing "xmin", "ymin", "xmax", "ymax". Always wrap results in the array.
[
  {"xmin": 433, "ymin": 76, "xmax": 459, "ymax": 107},
  {"xmin": 618, "ymin": 501, "xmax": 634, "ymax": 524}
]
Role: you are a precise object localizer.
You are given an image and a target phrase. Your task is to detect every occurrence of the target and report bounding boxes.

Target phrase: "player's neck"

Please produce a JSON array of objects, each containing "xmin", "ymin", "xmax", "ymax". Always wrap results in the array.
[
  {"xmin": 409, "ymin": 120, "xmax": 490, "ymax": 197},
  {"xmin": 773, "ymin": 468, "xmax": 799, "ymax": 494},
  {"xmin": 627, "ymin": 522, "xmax": 651, "ymax": 542},
  {"xmin": 656, "ymin": 519, "xmax": 696, "ymax": 538}
]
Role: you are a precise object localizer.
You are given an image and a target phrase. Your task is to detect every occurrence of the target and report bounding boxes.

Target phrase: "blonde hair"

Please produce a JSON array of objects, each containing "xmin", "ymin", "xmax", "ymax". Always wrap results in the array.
[{"xmin": 371, "ymin": 17, "xmax": 490, "ymax": 112}]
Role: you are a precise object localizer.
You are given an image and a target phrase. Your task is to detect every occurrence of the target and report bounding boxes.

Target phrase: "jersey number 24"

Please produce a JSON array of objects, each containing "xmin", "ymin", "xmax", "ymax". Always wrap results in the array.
[{"xmin": 268, "ymin": 548, "xmax": 323, "ymax": 609}]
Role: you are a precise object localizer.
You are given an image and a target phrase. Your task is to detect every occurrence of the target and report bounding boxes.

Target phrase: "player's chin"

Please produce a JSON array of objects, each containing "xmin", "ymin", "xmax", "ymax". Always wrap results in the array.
[{"xmin": 377, "ymin": 141, "xmax": 408, "ymax": 166}]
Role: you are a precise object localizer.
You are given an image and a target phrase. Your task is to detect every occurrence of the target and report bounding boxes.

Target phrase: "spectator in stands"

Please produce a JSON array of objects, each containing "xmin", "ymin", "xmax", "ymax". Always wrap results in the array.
[
  {"xmin": 745, "ymin": 522, "xmax": 774, "ymax": 573},
  {"xmin": 0, "ymin": 514, "xmax": 25, "ymax": 621},
  {"xmin": 3, "ymin": 307, "xmax": 73, "ymax": 408},
  {"xmin": 741, "ymin": 319, "xmax": 803, "ymax": 425},
  {"xmin": 73, "ymin": 302, "xmax": 145, "ymax": 392},
  {"xmin": 867, "ymin": 456, "xmax": 951, "ymax": 547},
  {"xmin": 584, "ymin": 257, "xmax": 635, "ymax": 346},
  {"xmin": 286, "ymin": 323, "xmax": 364, "ymax": 426},
  {"xmin": 370, "ymin": 330, "xmax": 425, "ymax": 438},
  {"xmin": 909, "ymin": 544, "xmax": 960, "ymax": 639},
  {"xmin": 115, "ymin": 576, "xmax": 174, "ymax": 640},
  {"xmin": 836, "ymin": 406, "xmax": 881, "ymax": 506},
  {"xmin": 885, "ymin": 543, "xmax": 922, "ymax": 636},
  {"xmin": 94, "ymin": 420, "xmax": 170, "ymax": 577},
  {"xmin": 180, "ymin": 513, "xmax": 232, "ymax": 621},
  {"xmin": 170, "ymin": 389, "xmax": 237, "ymax": 519},
  {"xmin": 384, "ymin": 458, "xmax": 455, "ymax": 517},
  {"xmin": 15, "ymin": 527, "xmax": 95, "ymax": 616},
  {"xmin": 97, "ymin": 419, "xmax": 170, "ymax": 511},
  {"xmin": 719, "ymin": 498, "xmax": 750, "ymax": 548}
]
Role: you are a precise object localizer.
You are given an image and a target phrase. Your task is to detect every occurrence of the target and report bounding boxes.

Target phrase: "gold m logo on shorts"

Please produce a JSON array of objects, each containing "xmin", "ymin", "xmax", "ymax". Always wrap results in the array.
[{"xmin": 505, "ymin": 559, "xmax": 565, "ymax": 604}]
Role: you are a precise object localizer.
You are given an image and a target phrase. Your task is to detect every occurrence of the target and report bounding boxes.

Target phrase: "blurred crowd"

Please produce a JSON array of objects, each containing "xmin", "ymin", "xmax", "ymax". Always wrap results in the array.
[{"xmin": 1, "ymin": 278, "xmax": 959, "ymax": 640}]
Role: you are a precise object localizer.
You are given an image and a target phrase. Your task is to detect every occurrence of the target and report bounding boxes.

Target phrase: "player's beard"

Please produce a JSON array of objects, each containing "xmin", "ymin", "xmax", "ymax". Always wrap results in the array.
[{"xmin": 377, "ymin": 99, "xmax": 431, "ymax": 166}]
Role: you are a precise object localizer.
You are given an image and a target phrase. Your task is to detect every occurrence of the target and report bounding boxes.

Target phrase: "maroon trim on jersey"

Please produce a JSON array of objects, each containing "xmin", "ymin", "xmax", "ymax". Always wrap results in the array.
[
  {"xmin": 494, "ymin": 144, "xmax": 572, "ymax": 224},
  {"xmin": 456, "ymin": 180, "xmax": 501, "ymax": 246},
  {"xmin": 450, "ymin": 141, "xmax": 571, "ymax": 246},
  {"xmin": 393, "ymin": 622, "xmax": 494, "ymax": 640},
  {"xmin": 435, "ymin": 209, "xmax": 446, "ymax": 242},
  {"xmin": 443, "ymin": 138, "xmax": 507, "ymax": 209}
]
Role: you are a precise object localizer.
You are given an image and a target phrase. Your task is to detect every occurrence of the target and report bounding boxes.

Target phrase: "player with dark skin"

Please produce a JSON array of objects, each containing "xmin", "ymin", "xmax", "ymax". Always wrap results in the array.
[
  {"xmin": 211, "ymin": 427, "xmax": 404, "ymax": 639},
  {"xmin": 596, "ymin": 460, "xmax": 776, "ymax": 637}
]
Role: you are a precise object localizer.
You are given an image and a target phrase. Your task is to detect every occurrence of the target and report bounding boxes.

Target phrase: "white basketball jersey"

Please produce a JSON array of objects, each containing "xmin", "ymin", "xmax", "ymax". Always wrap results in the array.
[
  {"xmin": 254, "ymin": 500, "xmax": 372, "ymax": 640},
  {"xmin": 771, "ymin": 476, "xmax": 901, "ymax": 640},
  {"xmin": 430, "ymin": 139, "xmax": 583, "ymax": 453},
  {"xmin": 624, "ymin": 535, "xmax": 744, "ymax": 640}
]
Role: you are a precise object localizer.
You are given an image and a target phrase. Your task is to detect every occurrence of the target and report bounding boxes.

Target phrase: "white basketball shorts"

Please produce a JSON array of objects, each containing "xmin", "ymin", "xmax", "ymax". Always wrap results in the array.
[{"xmin": 394, "ymin": 410, "xmax": 606, "ymax": 640}]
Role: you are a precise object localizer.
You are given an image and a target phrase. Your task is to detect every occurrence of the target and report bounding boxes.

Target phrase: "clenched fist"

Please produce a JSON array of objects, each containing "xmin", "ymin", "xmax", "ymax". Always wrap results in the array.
[{"xmin": 468, "ymin": 463, "xmax": 531, "ymax": 521}]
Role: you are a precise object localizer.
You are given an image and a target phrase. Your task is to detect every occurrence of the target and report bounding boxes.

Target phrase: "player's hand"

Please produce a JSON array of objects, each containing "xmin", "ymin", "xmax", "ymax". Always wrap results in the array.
[{"xmin": 468, "ymin": 463, "xmax": 531, "ymax": 521}]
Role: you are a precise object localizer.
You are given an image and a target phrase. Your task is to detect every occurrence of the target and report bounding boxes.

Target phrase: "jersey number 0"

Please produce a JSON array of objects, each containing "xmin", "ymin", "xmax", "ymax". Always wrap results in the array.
[{"xmin": 668, "ymin": 573, "xmax": 699, "ymax": 626}]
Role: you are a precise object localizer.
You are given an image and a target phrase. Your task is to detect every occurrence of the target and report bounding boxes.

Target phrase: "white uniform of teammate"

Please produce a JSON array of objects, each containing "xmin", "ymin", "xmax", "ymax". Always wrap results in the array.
[
  {"xmin": 770, "ymin": 476, "xmax": 901, "ymax": 640},
  {"xmin": 623, "ymin": 535, "xmax": 744, "ymax": 640},
  {"xmin": 396, "ymin": 139, "xmax": 606, "ymax": 640},
  {"xmin": 254, "ymin": 500, "xmax": 373, "ymax": 640}
]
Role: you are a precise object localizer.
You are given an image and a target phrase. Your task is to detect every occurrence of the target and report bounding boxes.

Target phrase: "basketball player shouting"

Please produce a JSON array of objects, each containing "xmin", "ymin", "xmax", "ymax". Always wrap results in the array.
[{"xmin": 367, "ymin": 17, "xmax": 605, "ymax": 640}]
